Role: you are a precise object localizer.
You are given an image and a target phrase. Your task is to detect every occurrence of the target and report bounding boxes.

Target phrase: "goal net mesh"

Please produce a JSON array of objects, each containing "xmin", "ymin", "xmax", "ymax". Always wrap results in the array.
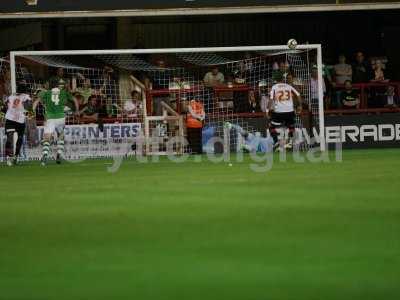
[{"xmin": 1, "ymin": 48, "xmax": 321, "ymax": 160}]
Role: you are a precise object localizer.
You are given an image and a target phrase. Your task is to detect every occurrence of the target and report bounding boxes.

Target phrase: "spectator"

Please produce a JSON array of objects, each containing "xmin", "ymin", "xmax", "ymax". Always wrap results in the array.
[
  {"xmin": 73, "ymin": 93, "xmax": 85, "ymax": 110},
  {"xmin": 371, "ymin": 59, "xmax": 388, "ymax": 82},
  {"xmin": 331, "ymin": 55, "xmax": 352, "ymax": 108},
  {"xmin": 334, "ymin": 55, "xmax": 352, "ymax": 85},
  {"xmin": 259, "ymin": 84, "xmax": 269, "ymax": 113},
  {"xmin": 271, "ymin": 62, "xmax": 280, "ymax": 79},
  {"xmin": 233, "ymin": 61, "xmax": 247, "ymax": 84},
  {"xmin": 203, "ymin": 66, "xmax": 224, "ymax": 87},
  {"xmin": 341, "ymin": 80, "xmax": 360, "ymax": 109},
  {"xmin": 99, "ymin": 65, "xmax": 116, "ymax": 98},
  {"xmin": 244, "ymin": 90, "xmax": 261, "ymax": 113},
  {"xmin": 260, "ymin": 90, "xmax": 270, "ymax": 113},
  {"xmin": 49, "ymin": 68, "xmax": 69, "ymax": 91},
  {"xmin": 272, "ymin": 61, "xmax": 290, "ymax": 82},
  {"xmin": 76, "ymin": 78, "xmax": 93, "ymax": 104},
  {"xmin": 244, "ymin": 52, "xmax": 254, "ymax": 72},
  {"xmin": 233, "ymin": 56, "xmax": 253, "ymax": 84},
  {"xmin": 96, "ymin": 66, "xmax": 118, "ymax": 117},
  {"xmin": 368, "ymin": 58, "xmax": 390, "ymax": 107},
  {"xmin": 352, "ymin": 52, "xmax": 372, "ymax": 83},
  {"xmin": 54, "ymin": 67, "xmax": 65, "ymax": 81},
  {"xmin": 287, "ymin": 73, "xmax": 303, "ymax": 92},
  {"xmin": 80, "ymin": 95, "xmax": 99, "ymax": 123},
  {"xmin": 385, "ymin": 86, "xmax": 398, "ymax": 107},
  {"xmin": 310, "ymin": 67, "xmax": 327, "ymax": 108},
  {"xmin": 225, "ymin": 73, "xmax": 234, "ymax": 87},
  {"xmin": 280, "ymin": 61, "xmax": 290, "ymax": 78},
  {"xmin": 123, "ymin": 90, "xmax": 141, "ymax": 117}
]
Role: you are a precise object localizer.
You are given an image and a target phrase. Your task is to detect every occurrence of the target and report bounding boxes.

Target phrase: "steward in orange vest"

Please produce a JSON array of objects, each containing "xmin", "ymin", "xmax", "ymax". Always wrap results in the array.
[
  {"xmin": 186, "ymin": 100, "xmax": 205, "ymax": 128},
  {"xmin": 186, "ymin": 100, "xmax": 205, "ymax": 154}
]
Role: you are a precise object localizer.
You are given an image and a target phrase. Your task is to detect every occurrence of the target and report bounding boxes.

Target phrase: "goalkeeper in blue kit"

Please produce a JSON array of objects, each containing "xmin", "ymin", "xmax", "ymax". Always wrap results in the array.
[{"xmin": 224, "ymin": 122, "xmax": 273, "ymax": 153}]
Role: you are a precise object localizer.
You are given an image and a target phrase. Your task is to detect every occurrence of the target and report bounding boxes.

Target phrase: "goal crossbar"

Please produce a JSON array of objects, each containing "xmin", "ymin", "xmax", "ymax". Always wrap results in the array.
[{"xmin": 10, "ymin": 45, "xmax": 321, "ymax": 57}]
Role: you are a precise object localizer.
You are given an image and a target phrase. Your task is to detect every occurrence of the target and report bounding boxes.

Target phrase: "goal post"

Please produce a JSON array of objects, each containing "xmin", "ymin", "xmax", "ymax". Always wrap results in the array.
[
  {"xmin": 316, "ymin": 44, "xmax": 326, "ymax": 152},
  {"xmin": 6, "ymin": 44, "xmax": 326, "ymax": 160}
]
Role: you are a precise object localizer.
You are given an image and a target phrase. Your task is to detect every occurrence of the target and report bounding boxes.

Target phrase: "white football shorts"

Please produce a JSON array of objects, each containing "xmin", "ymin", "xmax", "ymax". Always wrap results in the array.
[{"xmin": 44, "ymin": 118, "xmax": 65, "ymax": 135}]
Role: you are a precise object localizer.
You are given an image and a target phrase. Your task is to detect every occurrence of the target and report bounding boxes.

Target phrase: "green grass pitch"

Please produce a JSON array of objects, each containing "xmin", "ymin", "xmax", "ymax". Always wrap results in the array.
[{"xmin": 1, "ymin": 149, "xmax": 399, "ymax": 300}]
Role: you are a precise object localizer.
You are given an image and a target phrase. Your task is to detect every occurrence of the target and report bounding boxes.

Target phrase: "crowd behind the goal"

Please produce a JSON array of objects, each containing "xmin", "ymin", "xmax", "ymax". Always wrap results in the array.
[
  {"xmin": 1, "ymin": 50, "xmax": 399, "ymax": 122},
  {"xmin": 0, "ymin": 50, "xmax": 399, "ymax": 164}
]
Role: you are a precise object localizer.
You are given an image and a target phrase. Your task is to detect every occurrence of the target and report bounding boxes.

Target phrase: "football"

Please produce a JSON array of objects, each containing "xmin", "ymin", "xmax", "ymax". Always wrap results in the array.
[{"xmin": 287, "ymin": 39, "xmax": 298, "ymax": 49}]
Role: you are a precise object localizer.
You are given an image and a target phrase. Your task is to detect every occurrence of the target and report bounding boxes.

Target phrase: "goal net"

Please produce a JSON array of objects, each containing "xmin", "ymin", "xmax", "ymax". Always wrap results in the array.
[{"xmin": 2, "ymin": 45, "xmax": 325, "ymax": 161}]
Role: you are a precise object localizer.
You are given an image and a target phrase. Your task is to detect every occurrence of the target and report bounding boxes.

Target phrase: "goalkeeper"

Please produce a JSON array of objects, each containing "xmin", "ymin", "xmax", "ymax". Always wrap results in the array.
[
  {"xmin": 224, "ymin": 122, "xmax": 273, "ymax": 153},
  {"xmin": 33, "ymin": 79, "xmax": 79, "ymax": 166}
]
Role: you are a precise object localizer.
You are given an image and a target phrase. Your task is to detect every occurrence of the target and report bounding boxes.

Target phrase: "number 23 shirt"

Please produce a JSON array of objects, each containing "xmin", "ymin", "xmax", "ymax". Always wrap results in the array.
[{"xmin": 270, "ymin": 83, "xmax": 300, "ymax": 113}]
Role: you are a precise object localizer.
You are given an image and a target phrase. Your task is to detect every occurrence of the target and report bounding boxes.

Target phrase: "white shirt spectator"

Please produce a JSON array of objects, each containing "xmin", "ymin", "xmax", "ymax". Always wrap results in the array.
[
  {"xmin": 334, "ymin": 63, "xmax": 352, "ymax": 84},
  {"xmin": 311, "ymin": 77, "xmax": 326, "ymax": 100},
  {"xmin": 204, "ymin": 71, "xmax": 224, "ymax": 87},
  {"xmin": 260, "ymin": 94, "xmax": 269, "ymax": 113},
  {"xmin": 123, "ymin": 100, "xmax": 137, "ymax": 117},
  {"xmin": 334, "ymin": 55, "xmax": 352, "ymax": 84}
]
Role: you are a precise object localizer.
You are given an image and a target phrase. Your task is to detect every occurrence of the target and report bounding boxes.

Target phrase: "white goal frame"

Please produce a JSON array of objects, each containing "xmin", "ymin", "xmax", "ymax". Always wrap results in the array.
[{"xmin": 9, "ymin": 45, "xmax": 326, "ymax": 151}]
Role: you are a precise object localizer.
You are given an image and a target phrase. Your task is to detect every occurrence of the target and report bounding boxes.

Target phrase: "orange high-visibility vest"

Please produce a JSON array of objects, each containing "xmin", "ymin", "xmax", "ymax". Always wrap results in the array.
[{"xmin": 186, "ymin": 100, "xmax": 205, "ymax": 129}]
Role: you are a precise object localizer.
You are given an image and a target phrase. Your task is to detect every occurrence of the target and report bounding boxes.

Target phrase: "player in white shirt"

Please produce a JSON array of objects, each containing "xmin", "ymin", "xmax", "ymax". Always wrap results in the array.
[
  {"xmin": 3, "ymin": 82, "xmax": 33, "ymax": 166},
  {"xmin": 268, "ymin": 74, "xmax": 302, "ymax": 150}
]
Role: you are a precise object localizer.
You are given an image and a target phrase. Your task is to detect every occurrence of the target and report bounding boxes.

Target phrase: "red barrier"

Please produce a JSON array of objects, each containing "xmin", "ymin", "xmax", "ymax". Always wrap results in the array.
[{"xmin": 334, "ymin": 81, "xmax": 400, "ymax": 109}]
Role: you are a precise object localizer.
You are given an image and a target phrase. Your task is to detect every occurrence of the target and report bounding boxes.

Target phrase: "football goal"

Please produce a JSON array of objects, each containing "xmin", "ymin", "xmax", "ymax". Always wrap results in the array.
[{"xmin": 5, "ymin": 44, "xmax": 325, "ymax": 160}]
